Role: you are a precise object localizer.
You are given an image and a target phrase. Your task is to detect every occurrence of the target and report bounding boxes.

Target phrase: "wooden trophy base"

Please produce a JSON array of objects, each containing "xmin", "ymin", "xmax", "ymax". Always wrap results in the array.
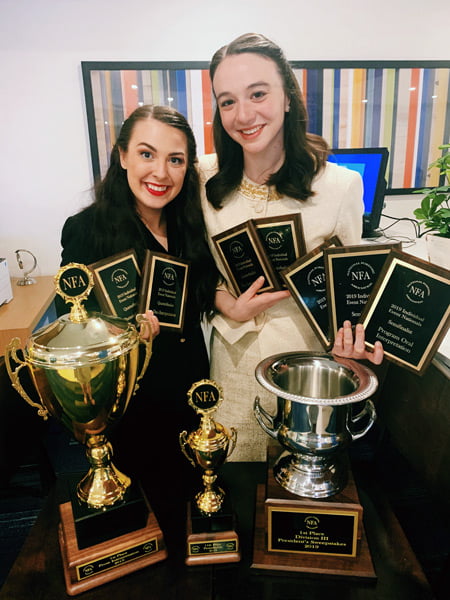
[
  {"xmin": 185, "ymin": 496, "xmax": 241, "ymax": 566},
  {"xmin": 251, "ymin": 444, "xmax": 376, "ymax": 580},
  {"xmin": 58, "ymin": 494, "xmax": 168, "ymax": 596}
]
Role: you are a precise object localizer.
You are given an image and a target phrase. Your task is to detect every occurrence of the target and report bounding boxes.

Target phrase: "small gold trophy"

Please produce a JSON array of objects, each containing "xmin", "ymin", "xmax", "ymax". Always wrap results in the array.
[
  {"xmin": 179, "ymin": 379, "xmax": 240, "ymax": 565},
  {"xmin": 6, "ymin": 263, "xmax": 167, "ymax": 595}
]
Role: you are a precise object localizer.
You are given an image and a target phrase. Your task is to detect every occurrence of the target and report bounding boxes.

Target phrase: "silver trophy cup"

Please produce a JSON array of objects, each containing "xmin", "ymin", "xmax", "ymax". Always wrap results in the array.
[{"xmin": 254, "ymin": 352, "xmax": 378, "ymax": 499}]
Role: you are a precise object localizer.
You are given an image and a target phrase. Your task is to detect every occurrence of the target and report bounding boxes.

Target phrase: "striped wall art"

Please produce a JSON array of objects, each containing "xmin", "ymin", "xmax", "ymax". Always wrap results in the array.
[{"xmin": 82, "ymin": 61, "xmax": 450, "ymax": 192}]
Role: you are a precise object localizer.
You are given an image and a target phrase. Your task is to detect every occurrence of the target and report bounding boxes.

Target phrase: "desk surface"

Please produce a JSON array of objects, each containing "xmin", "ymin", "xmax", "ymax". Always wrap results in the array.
[
  {"xmin": 0, "ymin": 276, "xmax": 55, "ymax": 353},
  {"xmin": 0, "ymin": 461, "xmax": 434, "ymax": 600}
]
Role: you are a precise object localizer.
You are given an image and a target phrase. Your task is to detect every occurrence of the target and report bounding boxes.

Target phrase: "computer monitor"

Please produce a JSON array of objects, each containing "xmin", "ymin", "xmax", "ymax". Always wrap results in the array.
[{"xmin": 327, "ymin": 147, "xmax": 389, "ymax": 238}]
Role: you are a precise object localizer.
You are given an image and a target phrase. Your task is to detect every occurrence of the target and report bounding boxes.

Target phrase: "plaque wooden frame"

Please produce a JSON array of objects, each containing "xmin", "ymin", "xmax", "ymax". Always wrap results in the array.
[
  {"xmin": 359, "ymin": 248, "xmax": 450, "ymax": 374},
  {"xmin": 89, "ymin": 249, "xmax": 141, "ymax": 321},
  {"xmin": 58, "ymin": 499, "xmax": 167, "ymax": 596},
  {"xmin": 251, "ymin": 444, "xmax": 376, "ymax": 579},
  {"xmin": 281, "ymin": 236, "xmax": 342, "ymax": 350},
  {"xmin": 252, "ymin": 213, "xmax": 306, "ymax": 287},
  {"xmin": 138, "ymin": 251, "xmax": 190, "ymax": 331},
  {"xmin": 212, "ymin": 221, "xmax": 281, "ymax": 296},
  {"xmin": 324, "ymin": 243, "xmax": 401, "ymax": 342}
]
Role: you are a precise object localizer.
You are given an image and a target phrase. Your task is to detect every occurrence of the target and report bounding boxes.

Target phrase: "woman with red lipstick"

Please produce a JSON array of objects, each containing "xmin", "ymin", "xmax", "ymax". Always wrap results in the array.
[
  {"xmin": 199, "ymin": 33, "xmax": 384, "ymax": 461},
  {"xmin": 57, "ymin": 105, "xmax": 221, "ymax": 532}
]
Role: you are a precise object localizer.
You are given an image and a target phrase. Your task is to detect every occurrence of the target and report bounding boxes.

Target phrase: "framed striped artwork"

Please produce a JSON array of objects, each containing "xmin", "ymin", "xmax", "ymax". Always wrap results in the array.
[{"xmin": 82, "ymin": 61, "xmax": 450, "ymax": 193}]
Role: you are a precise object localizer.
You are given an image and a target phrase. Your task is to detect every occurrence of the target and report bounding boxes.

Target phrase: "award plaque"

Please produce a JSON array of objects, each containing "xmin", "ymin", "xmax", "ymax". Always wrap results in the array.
[
  {"xmin": 359, "ymin": 249, "xmax": 450, "ymax": 374},
  {"xmin": 138, "ymin": 250, "xmax": 189, "ymax": 330},
  {"xmin": 281, "ymin": 236, "xmax": 342, "ymax": 350},
  {"xmin": 324, "ymin": 243, "xmax": 402, "ymax": 341},
  {"xmin": 212, "ymin": 221, "xmax": 281, "ymax": 296},
  {"xmin": 5, "ymin": 263, "xmax": 167, "ymax": 595},
  {"xmin": 179, "ymin": 380, "xmax": 240, "ymax": 565},
  {"xmin": 90, "ymin": 249, "xmax": 141, "ymax": 321},
  {"xmin": 252, "ymin": 213, "xmax": 306, "ymax": 286}
]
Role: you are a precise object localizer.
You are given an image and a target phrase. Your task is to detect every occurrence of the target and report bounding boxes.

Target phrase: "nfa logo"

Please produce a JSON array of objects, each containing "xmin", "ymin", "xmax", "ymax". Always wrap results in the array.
[
  {"xmin": 406, "ymin": 279, "xmax": 430, "ymax": 304},
  {"xmin": 304, "ymin": 515, "xmax": 320, "ymax": 530},
  {"xmin": 307, "ymin": 265, "xmax": 326, "ymax": 292},
  {"xmin": 81, "ymin": 563, "xmax": 94, "ymax": 576},
  {"xmin": 143, "ymin": 541, "xmax": 156, "ymax": 554},
  {"xmin": 229, "ymin": 240, "xmax": 245, "ymax": 259},
  {"xmin": 162, "ymin": 266, "xmax": 177, "ymax": 287},
  {"xmin": 347, "ymin": 260, "xmax": 375, "ymax": 290},
  {"xmin": 111, "ymin": 267, "xmax": 130, "ymax": 289},
  {"xmin": 264, "ymin": 230, "xmax": 284, "ymax": 251}
]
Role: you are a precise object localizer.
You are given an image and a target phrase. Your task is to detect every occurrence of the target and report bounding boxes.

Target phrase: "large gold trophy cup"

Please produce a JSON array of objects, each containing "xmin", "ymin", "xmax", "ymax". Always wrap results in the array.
[
  {"xmin": 179, "ymin": 379, "xmax": 240, "ymax": 565},
  {"xmin": 5, "ymin": 263, "xmax": 167, "ymax": 595}
]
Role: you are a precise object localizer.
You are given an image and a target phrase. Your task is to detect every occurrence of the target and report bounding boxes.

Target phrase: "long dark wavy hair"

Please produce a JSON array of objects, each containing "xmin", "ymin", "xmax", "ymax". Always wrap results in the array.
[
  {"xmin": 82, "ymin": 104, "xmax": 219, "ymax": 316},
  {"xmin": 206, "ymin": 33, "xmax": 330, "ymax": 209}
]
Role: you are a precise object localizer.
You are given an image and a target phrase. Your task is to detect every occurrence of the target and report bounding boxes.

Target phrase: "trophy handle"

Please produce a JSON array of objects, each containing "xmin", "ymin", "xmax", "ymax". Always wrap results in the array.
[
  {"xmin": 5, "ymin": 337, "xmax": 49, "ymax": 420},
  {"xmin": 227, "ymin": 427, "xmax": 237, "ymax": 459},
  {"xmin": 253, "ymin": 396, "xmax": 278, "ymax": 439},
  {"xmin": 134, "ymin": 314, "xmax": 153, "ymax": 393},
  {"xmin": 179, "ymin": 430, "xmax": 196, "ymax": 468},
  {"xmin": 346, "ymin": 399, "xmax": 376, "ymax": 441}
]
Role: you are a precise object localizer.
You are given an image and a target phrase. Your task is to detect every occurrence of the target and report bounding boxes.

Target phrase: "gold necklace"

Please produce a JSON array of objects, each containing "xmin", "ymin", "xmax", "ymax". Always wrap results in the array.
[{"xmin": 237, "ymin": 176, "xmax": 282, "ymax": 213}]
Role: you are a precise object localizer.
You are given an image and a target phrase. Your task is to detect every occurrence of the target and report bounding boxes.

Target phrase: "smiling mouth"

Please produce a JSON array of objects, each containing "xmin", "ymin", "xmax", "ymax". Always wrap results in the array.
[
  {"xmin": 145, "ymin": 182, "xmax": 169, "ymax": 196},
  {"xmin": 240, "ymin": 124, "xmax": 265, "ymax": 136}
]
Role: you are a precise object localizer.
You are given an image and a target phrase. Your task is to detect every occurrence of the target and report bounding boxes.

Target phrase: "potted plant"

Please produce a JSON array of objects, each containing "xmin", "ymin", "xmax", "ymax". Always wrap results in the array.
[{"xmin": 413, "ymin": 143, "xmax": 450, "ymax": 268}]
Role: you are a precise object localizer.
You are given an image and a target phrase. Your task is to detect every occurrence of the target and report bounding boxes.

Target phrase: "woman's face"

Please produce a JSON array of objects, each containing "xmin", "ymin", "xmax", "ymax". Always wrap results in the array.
[
  {"xmin": 212, "ymin": 53, "xmax": 289, "ymax": 159},
  {"xmin": 119, "ymin": 117, "xmax": 188, "ymax": 216}
]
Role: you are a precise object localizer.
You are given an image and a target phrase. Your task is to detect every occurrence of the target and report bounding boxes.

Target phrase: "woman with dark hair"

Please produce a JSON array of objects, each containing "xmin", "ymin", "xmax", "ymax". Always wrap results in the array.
[
  {"xmin": 58, "ymin": 105, "xmax": 220, "ymax": 522},
  {"xmin": 199, "ymin": 33, "xmax": 383, "ymax": 461}
]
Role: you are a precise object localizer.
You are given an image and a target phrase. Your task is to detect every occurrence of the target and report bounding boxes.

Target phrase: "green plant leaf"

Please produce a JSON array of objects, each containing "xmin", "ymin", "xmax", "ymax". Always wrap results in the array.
[{"xmin": 420, "ymin": 196, "xmax": 431, "ymax": 214}]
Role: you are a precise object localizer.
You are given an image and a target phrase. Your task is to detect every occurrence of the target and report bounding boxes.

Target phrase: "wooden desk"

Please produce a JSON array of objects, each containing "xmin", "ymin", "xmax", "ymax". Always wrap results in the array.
[
  {"xmin": 0, "ymin": 461, "xmax": 434, "ymax": 600},
  {"xmin": 0, "ymin": 276, "xmax": 55, "ymax": 353}
]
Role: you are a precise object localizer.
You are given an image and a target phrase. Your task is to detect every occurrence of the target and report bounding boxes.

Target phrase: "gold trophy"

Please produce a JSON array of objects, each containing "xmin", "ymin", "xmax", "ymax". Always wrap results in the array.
[
  {"xmin": 179, "ymin": 379, "xmax": 240, "ymax": 565},
  {"xmin": 5, "ymin": 263, "xmax": 167, "ymax": 595}
]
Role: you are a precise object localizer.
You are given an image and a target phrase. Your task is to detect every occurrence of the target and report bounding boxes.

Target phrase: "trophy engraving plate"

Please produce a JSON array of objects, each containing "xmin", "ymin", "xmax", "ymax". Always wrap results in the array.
[
  {"xmin": 89, "ymin": 250, "xmax": 141, "ymax": 321},
  {"xmin": 268, "ymin": 505, "xmax": 358, "ymax": 557},
  {"xmin": 360, "ymin": 249, "xmax": 450, "ymax": 374},
  {"xmin": 212, "ymin": 221, "xmax": 280, "ymax": 296},
  {"xmin": 324, "ymin": 243, "xmax": 401, "ymax": 341},
  {"xmin": 76, "ymin": 536, "xmax": 159, "ymax": 581},
  {"xmin": 138, "ymin": 251, "xmax": 189, "ymax": 330},
  {"xmin": 252, "ymin": 213, "xmax": 306, "ymax": 286},
  {"xmin": 281, "ymin": 236, "xmax": 342, "ymax": 349},
  {"xmin": 188, "ymin": 539, "xmax": 238, "ymax": 556}
]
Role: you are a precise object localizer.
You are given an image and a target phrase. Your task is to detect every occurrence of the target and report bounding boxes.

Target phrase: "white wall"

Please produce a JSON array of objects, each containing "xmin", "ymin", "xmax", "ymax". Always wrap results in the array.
[{"xmin": 0, "ymin": 0, "xmax": 448, "ymax": 276}]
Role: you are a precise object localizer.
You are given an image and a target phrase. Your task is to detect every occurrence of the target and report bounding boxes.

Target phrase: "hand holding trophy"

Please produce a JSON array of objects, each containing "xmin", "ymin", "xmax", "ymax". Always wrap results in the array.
[
  {"xmin": 179, "ymin": 379, "xmax": 240, "ymax": 565},
  {"xmin": 5, "ymin": 263, "xmax": 167, "ymax": 595}
]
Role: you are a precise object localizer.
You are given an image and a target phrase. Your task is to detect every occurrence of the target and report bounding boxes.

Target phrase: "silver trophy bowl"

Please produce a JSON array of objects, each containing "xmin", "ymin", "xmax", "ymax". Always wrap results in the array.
[{"xmin": 254, "ymin": 352, "xmax": 378, "ymax": 498}]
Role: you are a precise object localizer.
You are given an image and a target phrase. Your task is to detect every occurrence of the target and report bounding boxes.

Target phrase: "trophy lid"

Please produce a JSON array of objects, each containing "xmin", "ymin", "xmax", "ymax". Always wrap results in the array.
[{"xmin": 24, "ymin": 263, "xmax": 139, "ymax": 368}]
